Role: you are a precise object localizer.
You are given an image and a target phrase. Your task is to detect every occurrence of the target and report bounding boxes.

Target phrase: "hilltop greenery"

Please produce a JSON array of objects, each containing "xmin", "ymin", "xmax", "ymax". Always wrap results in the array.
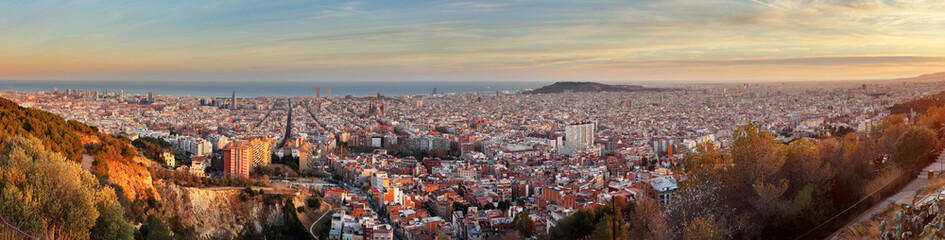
[
  {"xmin": 544, "ymin": 110, "xmax": 944, "ymax": 239},
  {"xmin": 0, "ymin": 97, "xmax": 149, "ymax": 239},
  {"xmin": 889, "ymin": 90, "xmax": 945, "ymax": 115},
  {"xmin": 0, "ymin": 136, "xmax": 134, "ymax": 239},
  {"xmin": 132, "ymin": 136, "xmax": 173, "ymax": 164},
  {"xmin": 0, "ymin": 97, "xmax": 99, "ymax": 162}
]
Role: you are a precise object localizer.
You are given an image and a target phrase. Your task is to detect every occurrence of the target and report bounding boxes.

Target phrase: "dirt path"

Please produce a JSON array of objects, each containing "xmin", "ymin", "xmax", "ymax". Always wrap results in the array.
[
  {"xmin": 830, "ymin": 151, "xmax": 945, "ymax": 239},
  {"xmin": 80, "ymin": 154, "xmax": 94, "ymax": 171}
]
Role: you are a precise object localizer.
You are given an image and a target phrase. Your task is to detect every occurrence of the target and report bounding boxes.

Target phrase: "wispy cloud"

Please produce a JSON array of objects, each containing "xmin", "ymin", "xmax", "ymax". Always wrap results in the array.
[{"xmin": 1, "ymin": 0, "xmax": 945, "ymax": 82}]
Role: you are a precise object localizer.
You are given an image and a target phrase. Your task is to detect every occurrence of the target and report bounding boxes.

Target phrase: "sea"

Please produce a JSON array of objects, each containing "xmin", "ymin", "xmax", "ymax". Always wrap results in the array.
[{"xmin": 0, "ymin": 80, "xmax": 545, "ymax": 98}]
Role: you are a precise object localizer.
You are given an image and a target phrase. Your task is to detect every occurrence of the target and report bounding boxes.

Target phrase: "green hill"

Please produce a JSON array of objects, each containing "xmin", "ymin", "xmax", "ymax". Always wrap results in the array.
[{"xmin": 0, "ymin": 96, "xmax": 138, "ymax": 239}]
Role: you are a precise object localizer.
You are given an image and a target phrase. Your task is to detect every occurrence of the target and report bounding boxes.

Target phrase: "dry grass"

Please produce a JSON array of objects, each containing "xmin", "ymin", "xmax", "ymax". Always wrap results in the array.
[
  {"xmin": 921, "ymin": 177, "xmax": 945, "ymax": 196},
  {"xmin": 863, "ymin": 167, "xmax": 903, "ymax": 196},
  {"xmin": 835, "ymin": 203, "xmax": 899, "ymax": 239},
  {"xmin": 836, "ymin": 172, "xmax": 945, "ymax": 239}
]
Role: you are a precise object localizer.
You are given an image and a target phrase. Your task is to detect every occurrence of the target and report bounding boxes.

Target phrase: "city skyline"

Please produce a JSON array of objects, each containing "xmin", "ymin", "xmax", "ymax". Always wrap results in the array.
[
  {"xmin": 2, "ymin": 0, "xmax": 945, "ymax": 83},
  {"xmin": 4, "ymin": 74, "xmax": 941, "ymax": 239},
  {"xmin": 6, "ymin": 1, "xmax": 945, "ymax": 239}
]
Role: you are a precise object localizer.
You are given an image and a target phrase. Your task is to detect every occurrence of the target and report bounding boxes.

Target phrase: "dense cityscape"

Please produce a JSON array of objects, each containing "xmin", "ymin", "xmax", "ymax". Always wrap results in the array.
[
  {"xmin": 6, "ymin": 0, "xmax": 945, "ymax": 239},
  {"xmin": 2, "ymin": 79, "xmax": 943, "ymax": 239}
]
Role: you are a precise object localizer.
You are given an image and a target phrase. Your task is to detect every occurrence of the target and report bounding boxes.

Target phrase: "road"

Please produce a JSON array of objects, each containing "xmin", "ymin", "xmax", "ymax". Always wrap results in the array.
[
  {"xmin": 339, "ymin": 182, "xmax": 401, "ymax": 240},
  {"xmin": 309, "ymin": 203, "xmax": 335, "ymax": 240},
  {"xmin": 830, "ymin": 149, "xmax": 945, "ymax": 239},
  {"xmin": 279, "ymin": 102, "xmax": 294, "ymax": 148},
  {"xmin": 253, "ymin": 109, "xmax": 277, "ymax": 130},
  {"xmin": 304, "ymin": 105, "xmax": 327, "ymax": 130},
  {"xmin": 297, "ymin": 179, "xmax": 401, "ymax": 240}
]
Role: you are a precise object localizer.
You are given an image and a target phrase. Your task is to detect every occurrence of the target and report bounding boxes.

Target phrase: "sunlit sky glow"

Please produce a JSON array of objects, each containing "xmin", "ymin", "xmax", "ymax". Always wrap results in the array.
[{"xmin": 2, "ymin": 0, "xmax": 945, "ymax": 82}]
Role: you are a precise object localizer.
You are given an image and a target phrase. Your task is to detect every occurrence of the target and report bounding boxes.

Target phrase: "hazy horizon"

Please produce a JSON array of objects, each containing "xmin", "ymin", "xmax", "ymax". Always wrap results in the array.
[
  {"xmin": 4, "ymin": 2, "xmax": 945, "ymax": 238},
  {"xmin": 2, "ymin": 0, "xmax": 945, "ymax": 83},
  {"xmin": 0, "ymin": 74, "xmax": 923, "ymax": 86}
]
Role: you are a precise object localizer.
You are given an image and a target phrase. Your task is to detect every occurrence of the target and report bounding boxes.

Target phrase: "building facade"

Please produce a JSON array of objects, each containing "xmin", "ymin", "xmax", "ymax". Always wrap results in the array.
[
  {"xmin": 223, "ymin": 142, "xmax": 252, "ymax": 178},
  {"xmin": 565, "ymin": 123, "xmax": 595, "ymax": 153}
]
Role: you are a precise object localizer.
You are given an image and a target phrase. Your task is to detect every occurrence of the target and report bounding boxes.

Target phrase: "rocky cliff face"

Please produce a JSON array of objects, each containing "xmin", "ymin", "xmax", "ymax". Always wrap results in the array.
[
  {"xmin": 111, "ymin": 156, "xmax": 161, "ymax": 201},
  {"xmin": 150, "ymin": 180, "xmax": 302, "ymax": 239},
  {"xmin": 76, "ymin": 127, "xmax": 298, "ymax": 238},
  {"xmin": 73, "ymin": 131, "xmax": 160, "ymax": 202},
  {"xmin": 99, "ymin": 150, "xmax": 302, "ymax": 238},
  {"xmin": 0, "ymin": 97, "xmax": 304, "ymax": 238}
]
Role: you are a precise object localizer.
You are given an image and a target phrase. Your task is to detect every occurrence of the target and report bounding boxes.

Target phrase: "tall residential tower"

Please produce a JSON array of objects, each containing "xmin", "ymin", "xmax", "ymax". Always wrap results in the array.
[
  {"xmin": 231, "ymin": 91, "xmax": 237, "ymax": 110},
  {"xmin": 565, "ymin": 122, "xmax": 596, "ymax": 153}
]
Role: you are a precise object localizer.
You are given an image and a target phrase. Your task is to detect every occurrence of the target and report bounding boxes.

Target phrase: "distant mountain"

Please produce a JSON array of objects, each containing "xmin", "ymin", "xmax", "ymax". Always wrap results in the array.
[
  {"xmin": 892, "ymin": 72, "xmax": 945, "ymax": 83},
  {"xmin": 525, "ymin": 81, "xmax": 674, "ymax": 94}
]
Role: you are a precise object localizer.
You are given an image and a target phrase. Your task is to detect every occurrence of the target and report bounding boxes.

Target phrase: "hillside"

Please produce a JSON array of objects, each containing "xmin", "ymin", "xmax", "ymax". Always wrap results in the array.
[
  {"xmin": 525, "ymin": 81, "xmax": 673, "ymax": 94},
  {"xmin": 888, "ymin": 90, "xmax": 945, "ymax": 115},
  {"xmin": 0, "ymin": 97, "xmax": 312, "ymax": 239},
  {"xmin": 150, "ymin": 181, "xmax": 308, "ymax": 238},
  {"xmin": 0, "ymin": 97, "xmax": 158, "ymax": 202},
  {"xmin": 892, "ymin": 71, "xmax": 945, "ymax": 83}
]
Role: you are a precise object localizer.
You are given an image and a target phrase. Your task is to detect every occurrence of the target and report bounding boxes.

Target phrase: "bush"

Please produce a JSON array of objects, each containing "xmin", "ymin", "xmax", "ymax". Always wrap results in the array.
[
  {"xmin": 0, "ymin": 136, "xmax": 133, "ymax": 239},
  {"xmin": 137, "ymin": 214, "xmax": 172, "ymax": 240},
  {"xmin": 132, "ymin": 137, "xmax": 172, "ymax": 162},
  {"xmin": 90, "ymin": 188, "xmax": 135, "ymax": 240},
  {"xmin": 891, "ymin": 126, "xmax": 937, "ymax": 171},
  {"xmin": 307, "ymin": 197, "xmax": 321, "ymax": 209},
  {"xmin": 278, "ymin": 199, "xmax": 311, "ymax": 239}
]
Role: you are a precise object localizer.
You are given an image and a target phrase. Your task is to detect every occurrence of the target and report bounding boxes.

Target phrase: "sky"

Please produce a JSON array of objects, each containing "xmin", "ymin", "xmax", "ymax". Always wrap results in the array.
[{"xmin": 1, "ymin": 0, "xmax": 945, "ymax": 83}]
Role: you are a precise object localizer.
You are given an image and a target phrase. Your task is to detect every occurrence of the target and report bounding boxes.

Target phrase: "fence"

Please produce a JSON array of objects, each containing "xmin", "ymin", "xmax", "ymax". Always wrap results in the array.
[{"xmin": 0, "ymin": 213, "xmax": 36, "ymax": 240}]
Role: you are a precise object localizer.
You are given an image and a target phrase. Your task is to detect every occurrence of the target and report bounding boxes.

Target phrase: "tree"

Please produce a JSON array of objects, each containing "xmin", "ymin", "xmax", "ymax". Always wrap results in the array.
[
  {"xmin": 452, "ymin": 202, "xmax": 470, "ymax": 214},
  {"xmin": 437, "ymin": 232, "xmax": 452, "ymax": 240},
  {"xmin": 891, "ymin": 126, "xmax": 937, "ymax": 171},
  {"xmin": 920, "ymin": 105, "xmax": 945, "ymax": 134},
  {"xmin": 90, "ymin": 188, "xmax": 134, "ymax": 240},
  {"xmin": 432, "ymin": 147, "xmax": 447, "ymax": 157},
  {"xmin": 665, "ymin": 180, "xmax": 736, "ymax": 238},
  {"xmin": 169, "ymin": 218, "xmax": 197, "ymax": 240},
  {"xmin": 132, "ymin": 137, "xmax": 173, "ymax": 163},
  {"xmin": 871, "ymin": 116, "xmax": 907, "ymax": 155},
  {"xmin": 819, "ymin": 136, "xmax": 869, "ymax": 208},
  {"xmin": 497, "ymin": 200, "xmax": 512, "ymax": 212},
  {"xmin": 137, "ymin": 215, "xmax": 173, "ymax": 240},
  {"xmin": 0, "ymin": 135, "xmax": 119, "ymax": 239},
  {"xmin": 281, "ymin": 199, "xmax": 311, "ymax": 239},
  {"xmin": 631, "ymin": 197, "xmax": 668, "ymax": 240},
  {"xmin": 307, "ymin": 196, "xmax": 321, "ymax": 209},
  {"xmin": 545, "ymin": 198, "xmax": 635, "ymax": 240},
  {"xmin": 512, "ymin": 210, "xmax": 535, "ymax": 237},
  {"xmin": 730, "ymin": 123, "xmax": 785, "ymax": 185},
  {"xmin": 782, "ymin": 139, "xmax": 831, "ymax": 195},
  {"xmin": 681, "ymin": 214, "xmax": 730, "ymax": 240},
  {"xmin": 589, "ymin": 214, "xmax": 629, "ymax": 240},
  {"xmin": 683, "ymin": 141, "xmax": 726, "ymax": 181}
]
